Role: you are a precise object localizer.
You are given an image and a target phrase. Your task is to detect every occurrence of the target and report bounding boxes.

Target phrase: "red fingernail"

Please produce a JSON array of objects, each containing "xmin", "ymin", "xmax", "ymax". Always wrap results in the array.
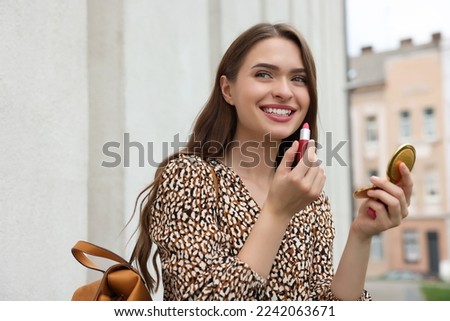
[{"xmin": 367, "ymin": 207, "xmax": 377, "ymax": 220}]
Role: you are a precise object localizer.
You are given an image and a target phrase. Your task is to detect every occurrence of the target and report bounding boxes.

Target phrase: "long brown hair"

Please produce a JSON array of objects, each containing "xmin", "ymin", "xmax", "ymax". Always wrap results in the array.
[{"xmin": 129, "ymin": 22, "xmax": 318, "ymax": 293}]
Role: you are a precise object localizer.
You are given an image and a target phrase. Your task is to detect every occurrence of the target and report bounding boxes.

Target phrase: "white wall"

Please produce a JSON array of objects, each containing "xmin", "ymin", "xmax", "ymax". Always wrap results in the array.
[
  {"xmin": 0, "ymin": 0, "xmax": 349, "ymax": 300},
  {"xmin": 0, "ymin": 1, "xmax": 89, "ymax": 300},
  {"xmin": 122, "ymin": 0, "xmax": 212, "ymax": 249}
]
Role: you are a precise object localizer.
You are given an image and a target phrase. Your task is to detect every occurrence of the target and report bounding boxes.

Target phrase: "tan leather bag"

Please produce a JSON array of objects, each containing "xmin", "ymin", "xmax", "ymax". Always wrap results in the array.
[{"xmin": 71, "ymin": 240, "xmax": 152, "ymax": 301}]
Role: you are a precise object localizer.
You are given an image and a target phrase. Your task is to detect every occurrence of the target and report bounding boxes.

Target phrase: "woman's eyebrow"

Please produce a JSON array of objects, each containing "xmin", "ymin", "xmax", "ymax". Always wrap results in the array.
[{"xmin": 251, "ymin": 63, "xmax": 306, "ymax": 73}]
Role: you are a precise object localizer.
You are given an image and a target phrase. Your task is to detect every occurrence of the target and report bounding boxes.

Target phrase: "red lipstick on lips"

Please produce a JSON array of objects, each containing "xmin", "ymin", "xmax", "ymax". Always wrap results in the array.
[{"xmin": 260, "ymin": 105, "xmax": 295, "ymax": 123}]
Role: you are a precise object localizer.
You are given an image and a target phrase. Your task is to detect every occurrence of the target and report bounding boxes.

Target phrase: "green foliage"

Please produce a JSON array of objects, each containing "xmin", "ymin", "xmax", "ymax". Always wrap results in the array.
[{"xmin": 421, "ymin": 283, "xmax": 450, "ymax": 301}]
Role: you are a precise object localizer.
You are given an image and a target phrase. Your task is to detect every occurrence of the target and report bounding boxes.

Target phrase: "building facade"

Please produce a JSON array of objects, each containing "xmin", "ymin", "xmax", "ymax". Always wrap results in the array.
[{"xmin": 348, "ymin": 34, "xmax": 450, "ymax": 279}]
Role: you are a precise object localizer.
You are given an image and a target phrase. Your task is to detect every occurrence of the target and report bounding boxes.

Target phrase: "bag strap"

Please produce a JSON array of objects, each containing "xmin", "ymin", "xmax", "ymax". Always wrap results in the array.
[{"xmin": 71, "ymin": 240, "xmax": 129, "ymax": 273}]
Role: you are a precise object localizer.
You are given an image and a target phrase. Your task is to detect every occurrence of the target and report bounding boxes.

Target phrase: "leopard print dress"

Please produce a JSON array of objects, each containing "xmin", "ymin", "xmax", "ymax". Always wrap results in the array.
[{"xmin": 149, "ymin": 154, "xmax": 371, "ymax": 301}]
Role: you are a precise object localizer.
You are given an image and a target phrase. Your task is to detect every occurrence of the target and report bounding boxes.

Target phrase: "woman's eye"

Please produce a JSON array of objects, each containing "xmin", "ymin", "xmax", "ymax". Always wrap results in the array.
[
  {"xmin": 255, "ymin": 71, "xmax": 272, "ymax": 79},
  {"xmin": 292, "ymin": 75, "xmax": 307, "ymax": 83}
]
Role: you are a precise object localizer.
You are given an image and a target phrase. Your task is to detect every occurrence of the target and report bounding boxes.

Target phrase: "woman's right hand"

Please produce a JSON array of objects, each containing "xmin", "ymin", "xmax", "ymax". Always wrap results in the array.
[{"xmin": 264, "ymin": 140, "xmax": 326, "ymax": 221}]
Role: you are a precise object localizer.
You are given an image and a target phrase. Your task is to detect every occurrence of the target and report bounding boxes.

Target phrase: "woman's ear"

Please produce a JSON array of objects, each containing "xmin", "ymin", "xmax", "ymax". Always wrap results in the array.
[{"xmin": 220, "ymin": 75, "xmax": 234, "ymax": 106}]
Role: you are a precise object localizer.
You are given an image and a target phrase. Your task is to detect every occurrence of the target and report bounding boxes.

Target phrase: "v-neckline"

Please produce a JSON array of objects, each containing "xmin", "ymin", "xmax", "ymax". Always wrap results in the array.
[{"xmin": 209, "ymin": 158, "xmax": 264, "ymax": 211}]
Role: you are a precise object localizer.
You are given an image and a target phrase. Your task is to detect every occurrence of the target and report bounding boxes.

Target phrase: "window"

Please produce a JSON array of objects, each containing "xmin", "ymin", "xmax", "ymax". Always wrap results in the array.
[
  {"xmin": 368, "ymin": 169, "xmax": 378, "ymax": 179},
  {"xmin": 399, "ymin": 110, "xmax": 411, "ymax": 139},
  {"xmin": 366, "ymin": 116, "xmax": 378, "ymax": 142},
  {"xmin": 424, "ymin": 171, "xmax": 440, "ymax": 204},
  {"xmin": 403, "ymin": 230, "xmax": 420, "ymax": 263},
  {"xmin": 370, "ymin": 234, "xmax": 383, "ymax": 261},
  {"xmin": 365, "ymin": 116, "xmax": 378, "ymax": 151},
  {"xmin": 423, "ymin": 107, "xmax": 436, "ymax": 139}
]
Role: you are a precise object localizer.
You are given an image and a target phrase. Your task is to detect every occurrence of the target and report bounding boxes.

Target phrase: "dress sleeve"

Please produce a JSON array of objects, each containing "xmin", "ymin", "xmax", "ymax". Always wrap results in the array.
[
  {"xmin": 309, "ymin": 193, "xmax": 372, "ymax": 301},
  {"xmin": 149, "ymin": 155, "xmax": 267, "ymax": 300}
]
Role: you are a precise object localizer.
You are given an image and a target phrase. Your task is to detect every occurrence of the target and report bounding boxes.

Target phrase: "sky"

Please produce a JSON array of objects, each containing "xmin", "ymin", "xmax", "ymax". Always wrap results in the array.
[{"xmin": 346, "ymin": 0, "xmax": 450, "ymax": 57}]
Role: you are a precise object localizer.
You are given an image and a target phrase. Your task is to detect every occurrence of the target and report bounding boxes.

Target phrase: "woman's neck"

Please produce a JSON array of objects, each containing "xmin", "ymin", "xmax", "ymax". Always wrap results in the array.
[{"xmin": 224, "ymin": 131, "xmax": 281, "ymax": 185}]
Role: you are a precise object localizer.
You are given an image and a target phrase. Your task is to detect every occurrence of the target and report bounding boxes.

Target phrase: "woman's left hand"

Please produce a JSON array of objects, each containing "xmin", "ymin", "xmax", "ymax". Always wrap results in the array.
[{"xmin": 352, "ymin": 162, "xmax": 414, "ymax": 239}]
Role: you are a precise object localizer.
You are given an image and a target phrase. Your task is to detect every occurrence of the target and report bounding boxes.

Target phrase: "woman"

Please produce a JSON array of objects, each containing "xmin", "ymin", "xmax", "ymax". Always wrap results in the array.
[{"xmin": 130, "ymin": 23, "xmax": 413, "ymax": 300}]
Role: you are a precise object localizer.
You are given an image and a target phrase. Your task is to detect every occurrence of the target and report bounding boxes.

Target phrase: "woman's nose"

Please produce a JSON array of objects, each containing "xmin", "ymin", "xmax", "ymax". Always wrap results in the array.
[{"xmin": 272, "ymin": 79, "xmax": 293, "ymax": 100}]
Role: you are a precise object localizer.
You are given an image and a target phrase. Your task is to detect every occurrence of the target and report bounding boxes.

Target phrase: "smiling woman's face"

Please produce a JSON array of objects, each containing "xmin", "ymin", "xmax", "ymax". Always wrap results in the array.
[{"xmin": 220, "ymin": 37, "xmax": 310, "ymax": 142}]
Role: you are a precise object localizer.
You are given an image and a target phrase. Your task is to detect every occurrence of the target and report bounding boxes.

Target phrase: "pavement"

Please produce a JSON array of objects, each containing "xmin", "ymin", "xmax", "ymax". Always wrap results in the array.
[{"xmin": 365, "ymin": 279, "xmax": 425, "ymax": 301}]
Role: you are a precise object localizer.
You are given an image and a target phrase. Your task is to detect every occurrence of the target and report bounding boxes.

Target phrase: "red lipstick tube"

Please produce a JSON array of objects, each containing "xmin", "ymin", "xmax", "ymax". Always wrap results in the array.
[{"xmin": 296, "ymin": 123, "xmax": 310, "ymax": 163}]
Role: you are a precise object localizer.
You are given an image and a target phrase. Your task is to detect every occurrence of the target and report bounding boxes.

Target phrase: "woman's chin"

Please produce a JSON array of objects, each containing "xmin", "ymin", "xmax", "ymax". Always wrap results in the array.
[{"xmin": 268, "ymin": 129, "xmax": 299, "ymax": 141}]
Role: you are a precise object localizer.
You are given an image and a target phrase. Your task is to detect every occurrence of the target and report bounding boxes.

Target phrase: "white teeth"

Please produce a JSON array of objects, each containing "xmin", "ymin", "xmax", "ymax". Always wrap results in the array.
[{"xmin": 263, "ymin": 108, "xmax": 292, "ymax": 116}]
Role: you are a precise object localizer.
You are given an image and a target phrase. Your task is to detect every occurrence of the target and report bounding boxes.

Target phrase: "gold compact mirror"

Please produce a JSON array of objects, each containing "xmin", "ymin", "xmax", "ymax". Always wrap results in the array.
[{"xmin": 353, "ymin": 144, "xmax": 416, "ymax": 199}]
